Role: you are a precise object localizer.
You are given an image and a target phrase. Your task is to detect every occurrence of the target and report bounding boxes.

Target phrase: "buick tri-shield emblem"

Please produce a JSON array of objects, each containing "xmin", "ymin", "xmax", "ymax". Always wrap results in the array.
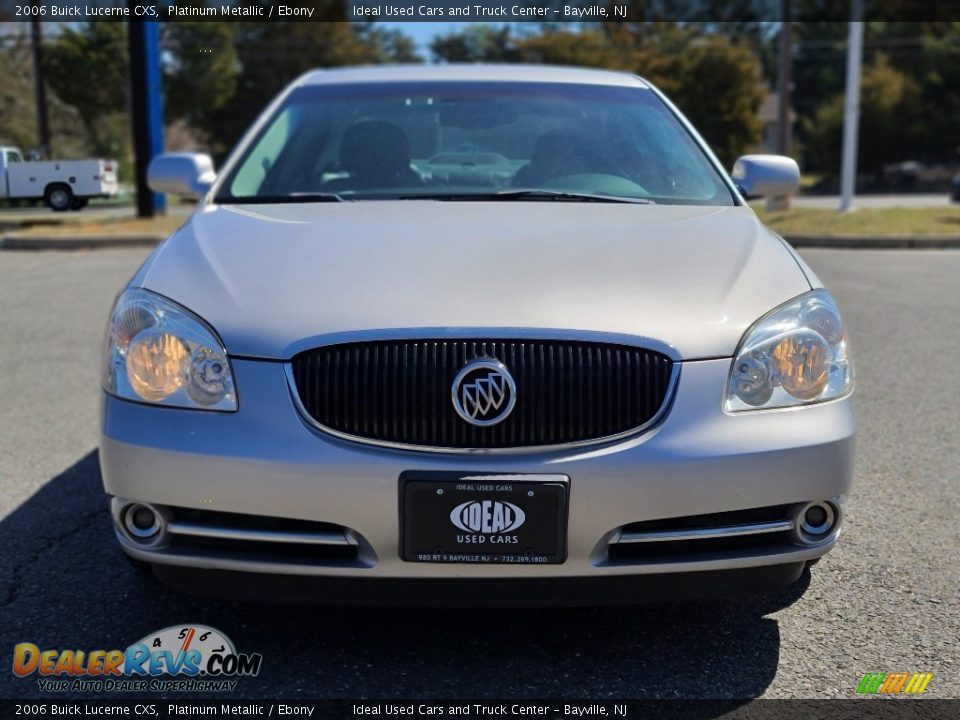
[{"xmin": 451, "ymin": 358, "xmax": 517, "ymax": 427}]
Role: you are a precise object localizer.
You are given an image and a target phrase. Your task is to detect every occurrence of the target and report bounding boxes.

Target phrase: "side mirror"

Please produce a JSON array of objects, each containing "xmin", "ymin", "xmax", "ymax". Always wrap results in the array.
[
  {"xmin": 731, "ymin": 155, "xmax": 800, "ymax": 198},
  {"xmin": 147, "ymin": 153, "xmax": 216, "ymax": 198}
]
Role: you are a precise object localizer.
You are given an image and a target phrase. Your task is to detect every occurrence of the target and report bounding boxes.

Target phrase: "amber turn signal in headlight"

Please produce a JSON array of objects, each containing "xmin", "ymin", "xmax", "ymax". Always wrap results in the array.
[
  {"xmin": 725, "ymin": 290, "xmax": 852, "ymax": 412},
  {"xmin": 126, "ymin": 330, "xmax": 189, "ymax": 401},
  {"xmin": 103, "ymin": 288, "xmax": 237, "ymax": 411}
]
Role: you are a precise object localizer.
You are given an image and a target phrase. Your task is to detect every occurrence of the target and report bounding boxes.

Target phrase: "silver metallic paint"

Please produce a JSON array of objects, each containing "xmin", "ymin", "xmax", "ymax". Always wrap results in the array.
[
  {"xmin": 139, "ymin": 203, "xmax": 810, "ymax": 361},
  {"xmin": 101, "ymin": 357, "xmax": 854, "ymax": 578},
  {"xmin": 101, "ymin": 65, "xmax": 855, "ymax": 589}
]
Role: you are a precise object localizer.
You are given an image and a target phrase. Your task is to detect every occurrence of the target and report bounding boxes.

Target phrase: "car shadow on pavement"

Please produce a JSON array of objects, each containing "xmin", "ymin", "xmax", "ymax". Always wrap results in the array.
[{"xmin": 0, "ymin": 450, "xmax": 807, "ymax": 704}]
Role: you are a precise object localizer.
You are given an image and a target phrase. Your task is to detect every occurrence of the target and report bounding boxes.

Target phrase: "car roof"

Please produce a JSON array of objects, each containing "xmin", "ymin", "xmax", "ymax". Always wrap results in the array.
[{"xmin": 296, "ymin": 64, "xmax": 649, "ymax": 89}]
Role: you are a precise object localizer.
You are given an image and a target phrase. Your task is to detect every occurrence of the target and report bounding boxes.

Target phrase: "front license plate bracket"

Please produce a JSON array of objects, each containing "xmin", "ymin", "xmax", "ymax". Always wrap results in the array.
[{"xmin": 401, "ymin": 472, "xmax": 569, "ymax": 564}]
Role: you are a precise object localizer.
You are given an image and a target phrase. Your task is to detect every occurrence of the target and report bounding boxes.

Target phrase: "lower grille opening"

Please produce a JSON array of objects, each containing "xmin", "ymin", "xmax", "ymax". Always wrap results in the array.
[
  {"xmin": 172, "ymin": 507, "xmax": 345, "ymax": 534},
  {"xmin": 607, "ymin": 504, "xmax": 796, "ymax": 564},
  {"xmin": 608, "ymin": 531, "xmax": 792, "ymax": 562},
  {"xmin": 165, "ymin": 506, "xmax": 364, "ymax": 566},
  {"xmin": 170, "ymin": 534, "xmax": 359, "ymax": 563}
]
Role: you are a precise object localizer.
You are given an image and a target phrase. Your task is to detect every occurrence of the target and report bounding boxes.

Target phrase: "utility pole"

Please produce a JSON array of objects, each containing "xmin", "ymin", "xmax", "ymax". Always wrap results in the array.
[
  {"xmin": 30, "ymin": 14, "xmax": 50, "ymax": 158},
  {"xmin": 127, "ymin": 17, "xmax": 166, "ymax": 218},
  {"xmin": 776, "ymin": 0, "xmax": 792, "ymax": 158},
  {"xmin": 839, "ymin": 0, "xmax": 864, "ymax": 212},
  {"xmin": 767, "ymin": 0, "xmax": 793, "ymax": 211}
]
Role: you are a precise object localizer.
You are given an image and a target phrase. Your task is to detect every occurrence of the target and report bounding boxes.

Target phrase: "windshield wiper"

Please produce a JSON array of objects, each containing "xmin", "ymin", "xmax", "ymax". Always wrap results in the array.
[
  {"xmin": 218, "ymin": 190, "xmax": 656, "ymax": 205},
  {"xmin": 399, "ymin": 190, "xmax": 654, "ymax": 204},
  {"xmin": 495, "ymin": 189, "xmax": 655, "ymax": 204},
  {"xmin": 216, "ymin": 192, "xmax": 346, "ymax": 204}
]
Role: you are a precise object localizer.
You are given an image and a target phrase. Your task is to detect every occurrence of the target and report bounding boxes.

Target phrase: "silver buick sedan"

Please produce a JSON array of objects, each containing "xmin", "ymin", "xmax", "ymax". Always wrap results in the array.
[{"xmin": 101, "ymin": 65, "xmax": 854, "ymax": 604}]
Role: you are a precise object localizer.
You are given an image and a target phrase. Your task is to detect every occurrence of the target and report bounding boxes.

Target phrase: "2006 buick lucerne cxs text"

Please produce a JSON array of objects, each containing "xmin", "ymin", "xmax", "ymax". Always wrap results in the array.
[{"xmin": 100, "ymin": 65, "xmax": 854, "ymax": 605}]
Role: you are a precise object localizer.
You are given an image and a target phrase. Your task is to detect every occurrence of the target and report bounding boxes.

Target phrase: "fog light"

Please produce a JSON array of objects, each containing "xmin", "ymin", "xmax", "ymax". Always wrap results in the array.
[
  {"xmin": 804, "ymin": 505, "xmax": 829, "ymax": 529},
  {"xmin": 791, "ymin": 500, "xmax": 839, "ymax": 546},
  {"xmin": 131, "ymin": 507, "xmax": 155, "ymax": 530},
  {"xmin": 801, "ymin": 502, "xmax": 835, "ymax": 535},
  {"xmin": 123, "ymin": 503, "xmax": 161, "ymax": 540}
]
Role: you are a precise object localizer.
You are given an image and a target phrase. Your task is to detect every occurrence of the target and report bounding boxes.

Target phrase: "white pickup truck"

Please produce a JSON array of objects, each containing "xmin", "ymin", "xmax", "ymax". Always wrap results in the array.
[{"xmin": 0, "ymin": 146, "xmax": 119, "ymax": 211}]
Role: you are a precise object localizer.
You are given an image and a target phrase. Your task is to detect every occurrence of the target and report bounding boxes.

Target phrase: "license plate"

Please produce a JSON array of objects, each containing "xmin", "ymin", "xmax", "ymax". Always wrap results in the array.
[{"xmin": 401, "ymin": 472, "xmax": 569, "ymax": 564}]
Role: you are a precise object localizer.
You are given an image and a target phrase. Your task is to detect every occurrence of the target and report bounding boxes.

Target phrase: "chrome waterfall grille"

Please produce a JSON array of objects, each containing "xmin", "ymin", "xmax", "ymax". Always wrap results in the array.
[{"xmin": 289, "ymin": 339, "xmax": 675, "ymax": 450}]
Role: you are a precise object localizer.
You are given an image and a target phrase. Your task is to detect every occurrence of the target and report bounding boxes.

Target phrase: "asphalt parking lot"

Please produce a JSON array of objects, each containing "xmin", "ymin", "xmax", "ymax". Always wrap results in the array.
[{"xmin": 0, "ymin": 246, "xmax": 957, "ymax": 701}]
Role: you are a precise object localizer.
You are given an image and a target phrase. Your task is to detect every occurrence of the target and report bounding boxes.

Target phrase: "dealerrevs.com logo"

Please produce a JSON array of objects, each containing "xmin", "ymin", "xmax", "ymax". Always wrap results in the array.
[
  {"xmin": 450, "ymin": 500, "xmax": 526, "ymax": 534},
  {"xmin": 13, "ymin": 624, "xmax": 262, "ymax": 693}
]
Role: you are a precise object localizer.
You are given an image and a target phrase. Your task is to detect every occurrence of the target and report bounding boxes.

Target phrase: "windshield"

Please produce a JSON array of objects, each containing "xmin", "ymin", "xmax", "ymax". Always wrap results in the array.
[{"xmin": 215, "ymin": 81, "xmax": 735, "ymax": 206}]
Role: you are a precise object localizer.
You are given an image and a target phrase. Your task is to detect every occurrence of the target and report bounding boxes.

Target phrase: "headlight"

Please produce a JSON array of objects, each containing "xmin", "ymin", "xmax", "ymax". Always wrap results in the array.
[
  {"xmin": 103, "ymin": 288, "xmax": 237, "ymax": 411},
  {"xmin": 725, "ymin": 290, "xmax": 852, "ymax": 412}
]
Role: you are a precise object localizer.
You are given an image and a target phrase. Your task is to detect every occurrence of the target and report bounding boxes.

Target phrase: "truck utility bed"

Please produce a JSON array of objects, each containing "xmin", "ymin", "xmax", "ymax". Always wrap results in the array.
[{"xmin": 0, "ymin": 147, "xmax": 119, "ymax": 210}]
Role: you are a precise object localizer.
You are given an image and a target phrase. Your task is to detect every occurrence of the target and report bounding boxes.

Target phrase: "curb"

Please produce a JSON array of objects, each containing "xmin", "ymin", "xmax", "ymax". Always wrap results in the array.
[
  {"xmin": 0, "ymin": 235, "xmax": 164, "ymax": 251},
  {"xmin": 784, "ymin": 234, "xmax": 960, "ymax": 249}
]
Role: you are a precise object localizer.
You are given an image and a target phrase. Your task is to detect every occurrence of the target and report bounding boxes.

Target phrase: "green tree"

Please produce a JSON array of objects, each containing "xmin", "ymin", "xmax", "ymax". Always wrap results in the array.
[
  {"xmin": 0, "ymin": 33, "xmax": 45, "ymax": 151},
  {"xmin": 162, "ymin": 20, "xmax": 239, "ymax": 157},
  {"xmin": 802, "ymin": 54, "xmax": 921, "ymax": 178},
  {"xmin": 634, "ymin": 30, "xmax": 765, "ymax": 167},
  {"xmin": 0, "ymin": 30, "xmax": 90, "ymax": 159},
  {"xmin": 200, "ymin": 14, "xmax": 420, "ymax": 157},
  {"xmin": 433, "ymin": 23, "xmax": 764, "ymax": 167},
  {"xmin": 516, "ymin": 28, "xmax": 627, "ymax": 69},
  {"xmin": 431, "ymin": 25, "xmax": 523, "ymax": 63},
  {"xmin": 913, "ymin": 25, "xmax": 960, "ymax": 163},
  {"xmin": 791, "ymin": 9, "xmax": 960, "ymax": 172},
  {"xmin": 41, "ymin": 22, "xmax": 130, "ymax": 161},
  {"xmin": 355, "ymin": 23, "xmax": 421, "ymax": 64}
]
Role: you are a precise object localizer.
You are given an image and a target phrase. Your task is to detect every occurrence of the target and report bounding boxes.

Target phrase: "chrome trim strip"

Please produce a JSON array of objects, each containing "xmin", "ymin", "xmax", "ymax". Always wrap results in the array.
[
  {"xmin": 458, "ymin": 474, "xmax": 569, "ymax": 483},
  {"xmin": 166, "ymin": 521, "xmax": 354, "ymax": 547},
  {"xmin": 279, "ymin": 327, "xmax": 681, "ymax": 364},
  {"xmin": 283, "ymin": 357, "xmax": 681, "ymax": 455},
  {"xmin": 616, "ymin": 520, "xmax": 794, "ymax": 544},
  {"xmin": 121, "ymin": 531, "xmax": 835, "ymax": 577}
]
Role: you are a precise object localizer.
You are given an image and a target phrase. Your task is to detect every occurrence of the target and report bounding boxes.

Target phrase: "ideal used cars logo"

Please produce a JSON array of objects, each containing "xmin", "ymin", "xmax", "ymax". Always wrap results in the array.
[
  {"xmin": 12, "ymin": 624, "xmax": 262, "ymax": 693},
  {"xmin": 451, "ymin": 500, "xmax": 526, "ymax": 534}
]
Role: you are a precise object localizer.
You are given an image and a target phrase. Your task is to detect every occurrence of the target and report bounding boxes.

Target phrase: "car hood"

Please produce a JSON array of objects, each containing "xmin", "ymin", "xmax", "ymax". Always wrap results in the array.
[{"xmin": 139, "ymin": 202, "xmax": 810, "ymax": 360}]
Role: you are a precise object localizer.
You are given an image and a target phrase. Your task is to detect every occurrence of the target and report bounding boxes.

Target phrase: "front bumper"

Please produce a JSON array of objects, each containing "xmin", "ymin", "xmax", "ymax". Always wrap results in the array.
[
  {"xmin": 150, "ymin": 563, "xmax": 809, "ymax": 607},
  {"xmin": 100, "ymin": 356, "xmax": 854, "ymax": 588}
]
